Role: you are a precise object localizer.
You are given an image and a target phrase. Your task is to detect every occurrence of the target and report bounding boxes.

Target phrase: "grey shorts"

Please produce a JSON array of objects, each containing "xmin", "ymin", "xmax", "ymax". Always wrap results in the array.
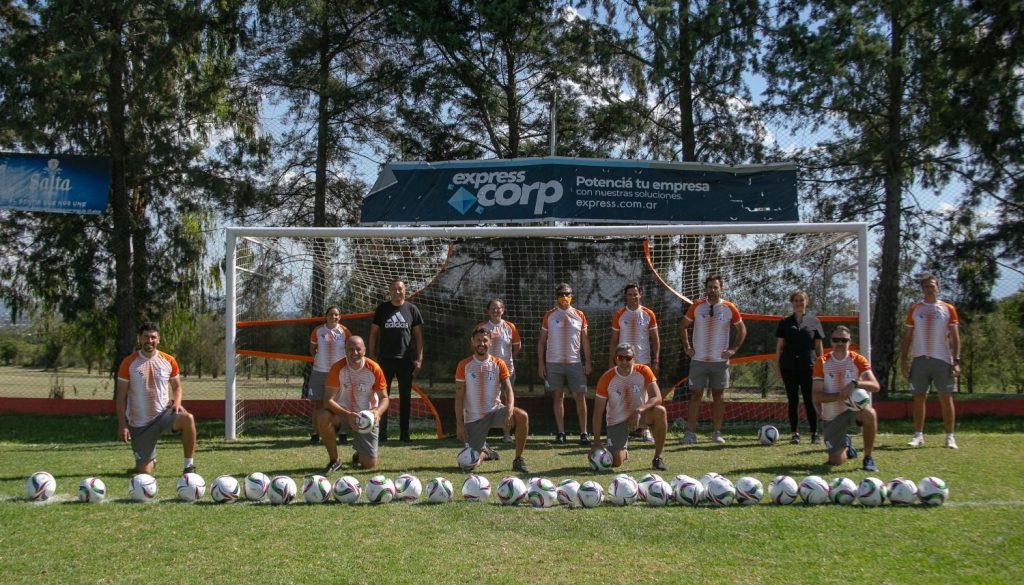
[
  {"xmin": 333, "ymin": 415, "xmax": 379, "ymax": 459},
  {"xmin": 909, "ymin": 356, "xmax": 956, "ymax": 395},
  {"xmin": 307, "ymin": 369, "xmax": 328, "ymax": 400},
  {"xmin": 465, "ymin": 406, "xmax": 507, "ymax": 450},
  {"xmin": 689, "ymin": 360, "xmax": 730, "ymax": 391},
  {"xmin": 130, "ymin": 407, "xmax": 178, "ymax": 464},
  {"xmin": 544, "ymin": 362, "xmax": 588, "ymax": 394},
  {"xmin": 823, "ymin": 410, "xmax": 857, "ymax": 456},
  {"xmin": 605, "ymin": 421, "xmax": 629, "ymax": 453}
]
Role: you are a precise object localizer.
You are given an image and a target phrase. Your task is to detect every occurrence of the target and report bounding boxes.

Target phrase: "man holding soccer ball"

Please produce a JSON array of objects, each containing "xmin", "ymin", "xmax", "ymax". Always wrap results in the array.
[
  {"xmin": 320, "ymin": 336, "xmax": 389, "ymax": 472},
  {"xmin": 812, "ymin": 326, "xmax": 881, "ymax": 472},
  {"xmin": 115, "ymin": 322, "xmax": 197, "ymax": 474},
  {"xmin": 455, "ymin": 327, "xmax": 530, "ymax": 473},
  {"xmin": 591, "ymin": 343, "xmax": 669, "ymax": 471}
]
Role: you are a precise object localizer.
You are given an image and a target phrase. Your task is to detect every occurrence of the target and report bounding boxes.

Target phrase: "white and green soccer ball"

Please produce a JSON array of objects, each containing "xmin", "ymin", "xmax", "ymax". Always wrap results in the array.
[
  {"xmin": 78, "ymin": 477, "xmax": 107, "ymax": 503},
  {"xmin": 706, "ymin": 476, "xmax": 736, "ymax": 507},
  {"xmin": 557, "ymin": 479, "xmax": 582, "ymax": 508},
  {"xmin": 365, "ymin": 475, "xmax": 395, "ymax": 504},
  {"xmin": 25, "ymin": 471, "xmax": 56, "ymax": 502},
  {"xmin": 917, "ymin": 477, "xmax": 949, "ymax": 506},
  {"xmin": 210, "ymin": 475, "xmax": 240, "ymax": 504},
  {"xmin": 588, "ymin": 448, "xmax": 613, "ymax": 472},
  {"xmin": 769, "ymin": 475, "xmax": 799, "ymax": 505},
  {"xmin": 735, "ymin": 476, "xmax": 764, "ymax": 506},
  {"xmin": 243, "ymin": 472, "xmax": 270, "ymax": 502},
  {"xmin": 607, "ymin": 476, "xmax": 639, "ymax": 506},
  {"xmin": 887, "ymin": 477, "xmax": 918, "ymax": 506},
  {"xmin": 845, "ymin": 387, "xmax": 872, "ymax": 411},
  {"xmin": 301, "ymin": 475, "xmax": 332, "ymax": 504},
  {"xmin": 496, "ymin": 476, "xmax": 528, "ymax": 506},
  {"xmin": 829, "ymin": 477, "xmax": 858, "ymax": 505},
  {"xmin": 577, "ymin": 480, "xmax": 604, "ymax": 508},
  {"xmin": 674, "ymin": 475, "xmax": 705, "ymax": 507},
  {"xmin": 394, "ymin": 473, "xmax": 422, "ymax": 502},
  {"xmin": 425, "ymin": 477, "xmax": 454, "ymax": 503},
  {"xmin": 332, "ymin": 476, "xmax": 361, "ymax": 504},
  {"xmin": 857, "ymin": 477, "xmax": 888, "ymax": 507},
  {"xmin": 527, "ymin": 477, "xmax": 557, "ymax": 508},
  {"xmin": 798, "ymin": 475, "xmax": 830, "ymax": 505},
  {"xmin": 268, "ymin": 475, "xmax": 296, "ymax": 505},
  {"xmin": 644, "ymin": 479, "xmax": 673, "ymax": 507}
]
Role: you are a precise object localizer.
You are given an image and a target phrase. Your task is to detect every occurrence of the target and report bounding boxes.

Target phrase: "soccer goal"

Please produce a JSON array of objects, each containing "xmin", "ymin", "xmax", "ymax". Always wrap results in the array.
[{"xmin": 224, "ymin": 223, "xmax": 870, "ymax": 439}]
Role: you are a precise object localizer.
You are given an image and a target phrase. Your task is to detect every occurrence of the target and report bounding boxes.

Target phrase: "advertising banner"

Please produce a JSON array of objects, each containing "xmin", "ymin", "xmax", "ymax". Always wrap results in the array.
[
  {"xmin": 0, "ymin": 152, "xmax": 112, "ymax": 215},
  {"xmin": 361, "ymin": 157, "xmax": 798, "ymax": 225}
]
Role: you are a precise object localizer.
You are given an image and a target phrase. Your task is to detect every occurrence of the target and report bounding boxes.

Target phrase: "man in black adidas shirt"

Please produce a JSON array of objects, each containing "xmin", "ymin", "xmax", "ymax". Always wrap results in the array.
[{"xmin": 368, "ymin": 279, "xmax": 424, "ymax": 442}]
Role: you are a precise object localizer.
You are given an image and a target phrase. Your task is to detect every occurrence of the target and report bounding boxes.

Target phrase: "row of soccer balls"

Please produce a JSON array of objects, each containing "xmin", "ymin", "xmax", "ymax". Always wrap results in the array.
[{"xmin": 25, "ymin": 470, "xmax": 949, "ymax": 507}]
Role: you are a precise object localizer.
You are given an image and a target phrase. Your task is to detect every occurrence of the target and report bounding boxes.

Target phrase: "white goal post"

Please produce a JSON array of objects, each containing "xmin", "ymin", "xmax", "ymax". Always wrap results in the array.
[{"xmin": 224, "ymin": 222, "xmax": 870, "ymax": 440}]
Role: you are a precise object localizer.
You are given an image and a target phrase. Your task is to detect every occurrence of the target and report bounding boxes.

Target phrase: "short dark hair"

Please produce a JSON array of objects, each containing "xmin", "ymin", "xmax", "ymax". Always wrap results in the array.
[
  {"xmin": 705, "ymin": 274, "xmax": 723, "ymax": 287},
  {"xmin": 138, "ymin": 321, "xmax": 159, "ymax": 335},
  {"xmin": 555, "ymin": 282, "xmax": 572, "ymax": 293},
  {"xmin": 472, "ymin": 327, "xmax": 488, "ymax": 337},
  {"xmin": 917, "ymin": 273, "xmax": 938, "ymax": 286},
  {"xmin": 624, "ymin": 282, "xmax": 641, "ymax": 295}
]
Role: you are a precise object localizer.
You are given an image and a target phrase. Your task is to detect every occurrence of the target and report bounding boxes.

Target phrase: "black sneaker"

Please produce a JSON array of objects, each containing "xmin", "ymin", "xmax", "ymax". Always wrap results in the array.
[
  {"xmin": 579, "ymin": 432, "xmax": 591, "ymax": 446},
  {"xmin": 811, "ymin": 432, "xmax": 821, "ymax": 445},
  {"xmin": 338, "ymin": 434, "xmax": 348, "ymax": 445},
  {"xmin": 309, "ymin": 433, "xmax": 320, "ymax": 446},
  {"xmin": 183, "ymin": 464, "xmax": 196, "ymax": 475},
  {"xmin": 323, "ymin": 460, "xmax": 341, "ymax": 474},
  {"xmin": 862, "ymin": 456, "xmax": 878, "ymax": 472},
  {"xmin": 552, "ymin": 433, "xmax": 566, "ymax": 445},
  {"xmin": 482, "ymin": 446, "xmax": 499, "ymax": 461},
  {"xmin": 651, "ymin": 456, "xmax": 668, "ymax": 471},
  {"xmin": 512, "ymin": 457, "xmax": 530, "ymax": 473},
  {"xmin": 790, "ymin": 433, "xmax": 800, "ymax": 445}
]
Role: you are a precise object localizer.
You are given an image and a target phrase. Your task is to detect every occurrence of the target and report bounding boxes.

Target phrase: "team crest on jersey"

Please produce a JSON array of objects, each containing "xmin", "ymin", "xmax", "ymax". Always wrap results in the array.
[
  {"xmin": 631, "ymin": 384, "xmax": 641, "ymax": 394},
  {"xmin": 357, "ymin": 383, "xmax": 368, "ymax": 394}
]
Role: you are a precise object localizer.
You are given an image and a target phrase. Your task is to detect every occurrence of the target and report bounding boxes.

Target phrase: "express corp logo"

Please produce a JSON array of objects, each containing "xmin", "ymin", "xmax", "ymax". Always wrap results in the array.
[{"xmin": 448, "ymin": 170, "xmax": 563, "ymax": 216}]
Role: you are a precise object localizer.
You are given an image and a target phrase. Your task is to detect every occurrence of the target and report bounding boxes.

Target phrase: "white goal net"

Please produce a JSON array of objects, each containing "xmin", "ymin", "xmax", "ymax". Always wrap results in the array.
[{"xmin": 224, "ymin": 223, "xmax": 870, "ymax": 439}]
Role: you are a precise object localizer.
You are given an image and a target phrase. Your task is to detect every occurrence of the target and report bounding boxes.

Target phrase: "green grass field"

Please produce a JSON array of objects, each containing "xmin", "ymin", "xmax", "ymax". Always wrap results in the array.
[{"xmin": 2, "ymin": 414, "xmax": 1022, "ymax": 584}]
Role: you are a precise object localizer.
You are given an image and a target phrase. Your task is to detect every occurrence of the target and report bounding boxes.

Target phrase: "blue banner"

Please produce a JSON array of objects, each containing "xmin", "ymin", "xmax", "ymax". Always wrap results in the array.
[
  {"xmin": 0, "ymin": 152, "xmax": 111, "ymax": 215},
  {"xmin": 361, "ymin": 157, "xmax": 798, "ymax": 225}
]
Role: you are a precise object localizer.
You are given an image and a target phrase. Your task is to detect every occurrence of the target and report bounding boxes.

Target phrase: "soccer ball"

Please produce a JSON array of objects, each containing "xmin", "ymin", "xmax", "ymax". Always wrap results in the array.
[
  {"xmin": 734, "ymin": 476, "xmax": 764, "ymax": 506},
  {"xmin": 829, "ymin": 477, "xmax": 858, "ymax": 505},
  {"xmin": 845, "ymin": 387, "xmax": 872, "ymax": 411},
  {"xmin": 394, "ymin": 473, "xmax": 422, "ymax": 502},
  {"xmin": 332, "ymin": 476, "xmax": 361, "ymax": 504},
  {"xmin": 243, "ymin": 472, "xmax": 271, "ymax": 502},
  {"xmin": 887, "ymin": 477, "xmax": 918, "ymax": 506},
  {"xmin": 768, "ymin": 475, "xmax": 799, "ymax": 505},
  {"xmin": 607, "ymin": 476, "xmax": 639, "ymax": 506},
  {"xmin": 527, "ymin": 477, "xmax": 557, "ymax": 508},
  {"xmin": 210, "ymin": 475, "xmax": 240, "ymax": 504},
  {"xmin": 365, "ymin": 475, "xmax": 396, "ymax": 504},
  {"xmin": 588, "ymin": 448, "xmax": 613, "ymax": 472},
  {"xmin": 301, "ymin": 475, "xmax": 332, "ymax": 504},
  {"xmin": 706, "ymin": 476, "xmax": 736, "ymax": 507},
  {"xmin": 557, "ymin": 479, "xmax": 582, "ymax": 508},
  {"xmin": 456, "ymin": 446, "xmax": 481, "ymax": 472},
  {"xmin": 645, "ymin": 480, "xmax": 673, "ymax": 507},
  {"xmin": 176, "ymin": 472, "xmax": 207, "ymax": 502},
  {"xmin": 918, "ymin": 476, "xmax": 949, "ymax": 506},
  {"xmin": 699, "ymin": 472, "xmax": 724, "ymax": 492},
  {"xmin": 129, "ymin": 473, "xmax": 158, "ymax": 503},
  {"xmin": 355, "ymin": 410, "xmax": 376, "ymax": 433},
  {"xmin": 462, "ymin": 474, "xmax": 492, "ymax": 502},
  {"xmin": 668, "ymin": 474, "xmax": 690, "ymax": 497},
  {"xmin": 497, "ymin": 476, "xmax": 528, "ymax": 506},
  {"xmin": 425, "ymin": 477, "xmax": 454, "ymax": 503},
  {"xmin": 757, "ymin": 425, "xmax": 780, "ymax": 445},
  {"xmin": 637, "ymin": 473, "xmax": 664, "ymax": 502},
  {"xmin": 857, "ymin": 477, "xmax": 888, "ymax": 507},
  {"xmin": 577, "ymin": 480, "xmax": 604, "ymax": 508},
  {"xmin": 25, "ymin": 471, "xmax": 56, "ymax": 502},
  {"xmin": 798, "ymin": 475, "xmax": 830, "ymax": 505},
  {"xmin": 78, "ymin": 477, "xmax": 106, "ymax": 503},
  {"xmin": 674, "ymin": 475, "xmax": 705, "ymax": 507},
  {"xmin": 268, "ymin": 475, "xmax": 297, "ymax": 505}
]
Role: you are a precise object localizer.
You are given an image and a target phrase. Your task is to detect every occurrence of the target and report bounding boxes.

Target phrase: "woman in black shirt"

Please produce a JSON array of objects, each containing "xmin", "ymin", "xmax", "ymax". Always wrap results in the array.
[{"xmin": 774, "ymin": 290, "xmax": 824, "ymax": 444}]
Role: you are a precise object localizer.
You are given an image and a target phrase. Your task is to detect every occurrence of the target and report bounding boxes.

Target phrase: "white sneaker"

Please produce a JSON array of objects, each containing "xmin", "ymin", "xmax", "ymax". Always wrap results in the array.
[
  {"xmin": 711, "ymin": 431, "xmax": 726, "ymax": 444},
  {"xmin": 502, "ymin": 435, "xmax": 513, "ymax": 444},
  {"xmin": 907, "ymin": 434, "xmax": 924, "ymax": 448},
  {"xmin": 641, "ymin": 429, "xmax": 654, "ymax": 443},
  {"xmin": 680, "ymin": 431, "xmax": 697, "ymax": 445},
  {"xmin": 945, "ymin": 435, "xmax": 958, "ymax": 449}
]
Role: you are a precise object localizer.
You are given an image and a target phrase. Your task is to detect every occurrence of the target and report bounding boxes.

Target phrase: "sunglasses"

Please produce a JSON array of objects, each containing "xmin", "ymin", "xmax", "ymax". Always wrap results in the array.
[
  {"xmin": 556, "ymin": 292, "xmax": 572, "ymax": 297},
  {"xmin": 831, "ymin": 338, "xmax": 851, "ymax": 343},
  {"xmin": 615, "ymin": 355, "xmax": 634, "ymax": 361}
]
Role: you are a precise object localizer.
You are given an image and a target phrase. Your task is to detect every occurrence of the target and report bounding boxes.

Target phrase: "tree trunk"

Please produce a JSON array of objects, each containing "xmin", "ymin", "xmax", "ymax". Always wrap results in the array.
[
  {"xmin": 310, "ymin": 10, "xmax": 331, "ymax": 317},
  {"xmin": 676, "ymin": 0, "xmax": 696, "ymax": 162}
]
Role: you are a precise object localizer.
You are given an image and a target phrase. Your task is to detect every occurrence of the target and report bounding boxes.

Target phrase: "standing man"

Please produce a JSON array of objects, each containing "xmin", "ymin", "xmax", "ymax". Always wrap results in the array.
[
  {"xmin": 591, "ymin": 343, "xmax": 669, "ymax": 471},
  {"xmin": 320, "ymin": 336, "xmax": 389, "ymax": 472},
  {"xmin": 537, "ymin": 282, "xmax": 593, "ymax": 445},
  {"xmin": 115, "ymin": 322, "xmax": 197, "ymax": 474},
  {"xmin": 608, "ymin": 282, "xmax": 660, "ymax": 443},
  {"xmin": 679, "ymin": 275, "xmax": 746, "ymax": 445},
  {"xmin": 813, "ymin": 326, "xmax": 881, "ymax": 472},
  {"xmin": 900, "ymin": 274, "xmax": 961, "ymax": 449},
  {"xmin": 368, "ymin": 279, "xmax": 424, "ymax": 443},
  {"xmin": 476, "ymin": 298, "xmax": 522, "ymax": 444},
  {"xmin": 455, "ymin": 327, "xmax": 531, "ymax": 473}
]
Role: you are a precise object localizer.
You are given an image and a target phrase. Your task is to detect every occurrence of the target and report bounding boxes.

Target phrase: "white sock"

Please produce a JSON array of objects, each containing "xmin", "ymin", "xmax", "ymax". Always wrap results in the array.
[
  {"xmin": 914, "ymin": 432, "xmax": 924, "ymax": 438},
  {"xmin": 946, "ymin": 433, "xmax": 955, "ymax": 439},
  {"xmin": 183, "ymin": 457, "xmax": 194, "ymax": 468}
]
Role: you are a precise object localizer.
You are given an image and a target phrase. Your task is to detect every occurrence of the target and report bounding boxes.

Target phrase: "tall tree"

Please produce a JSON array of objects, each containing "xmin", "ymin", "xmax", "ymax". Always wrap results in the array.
[{"xmin": 0, "ymin": 1, "xmax": 254, "ymax": 368}]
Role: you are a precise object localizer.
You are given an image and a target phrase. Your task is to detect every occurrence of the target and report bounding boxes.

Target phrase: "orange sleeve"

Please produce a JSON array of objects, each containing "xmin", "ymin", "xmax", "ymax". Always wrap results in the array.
[
  {"xmin": 310, "ymin": 326, "xmax": 319, "ymax": 344},
  {"xmin": 166, "ymin": 353, "xmax": 180, "ymax": 378},
  {"xmin": 595, "ymin": 369, "xmax": 612, "ymax": 398},
  {"xmin": 725, "ymin": 301, "xmax": 742, "ymax": 324},
  {"xmin": 455, "ymin": 358, "xmax": 468, "ymax": 383},
  {"xmin": 497, "ymin": 357, "xmax": 510, "ymax": 380},
  {"xmin": 325, "ymin": 359, "xmax": 344, "ymax": 390},
  {"xmin": 578, "ymin": 308, "xmax": 588, "ymax": 329},
  {"xmin": 341, "ymin": 324, "xmax": 352, "ymax": 337},
  {"xmin": 905, "ymin": 304, "xmax": 917, "ymax": 327},
  {"xmin": 509, "ymin": 322, "xmax": 521, "ymax": 344},
  {"xmin": 639, "ymin": 364, "xmax": 656, "ymax": 385},
  {"xmin": 370, "ymin": 361, "xmax": 387, "ymax": 392},
  {"xmin": 610, "ymin": 307, "xmax": 625, "ymax": 331},
  {"xmin": 540, "ymin": 309, "xmax": 552, "ymax": 332},
  {"xmin": 854, "ymin": 352, "xmax": 872, "ymax": 374},
  {"xmin": 945, "ymin": 302, "xmax": 960, "ymax": 326},
  {"xmin": 644, "ymin": 307, "xmax": 658, "ymax": 329},
  {"xmin": 685, "ymin": 301, "xmax": 699, "ymax": 322},
  {"xmin": 812, "ymin": 356, "xmax": 825, "ymax": 379},
  {"xmin": 116, "ymin": 353, "xmax": 134, "ymax": 381}
]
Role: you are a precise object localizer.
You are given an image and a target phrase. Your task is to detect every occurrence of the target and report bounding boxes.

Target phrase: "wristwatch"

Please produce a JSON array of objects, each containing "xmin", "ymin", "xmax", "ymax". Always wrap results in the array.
[{"xmin": 953, "ymin": 357, "xmax": 961, "ymax": 365}]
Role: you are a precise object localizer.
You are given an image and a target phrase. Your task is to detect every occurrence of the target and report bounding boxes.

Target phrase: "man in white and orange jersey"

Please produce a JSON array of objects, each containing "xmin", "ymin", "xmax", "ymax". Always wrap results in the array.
[
  {"xmin": 812, "ymin": 326, "xmax": 881, "ymax": 472},
  {"xmin": 115, "ymin": 322, "xmax": 197, "ymax": 474},
  {"xmin": 308, "ymin": 306, "xmax": 352, "ymax": 446},
  {"xmin": 320, "ymin": 336, "xmax": 389, "ymax": 472},
  {"xmin": 899, "ymin": 274, "xmax": 962, "ymax": 449},
  {"xmin": 476, "ymin": 298, "xmax": 522, "ymax": 444},
  {"xmin": 537, "ymin": 282, "xmax": 593, "ymax": 446},
  {"xmin": 608, "ymin": 282, "xmax": 661, "ymax": 443},
  {"xmin": 591, "ymin": 343, "xmax": 669, "ymax": 471},
  {"xmin": 679, "ymin": 275, "xmax": 746, "ymax": 445},
  {"xmin": 455, "ymin": 327, "xmax": 530, "ymax": 473}
]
